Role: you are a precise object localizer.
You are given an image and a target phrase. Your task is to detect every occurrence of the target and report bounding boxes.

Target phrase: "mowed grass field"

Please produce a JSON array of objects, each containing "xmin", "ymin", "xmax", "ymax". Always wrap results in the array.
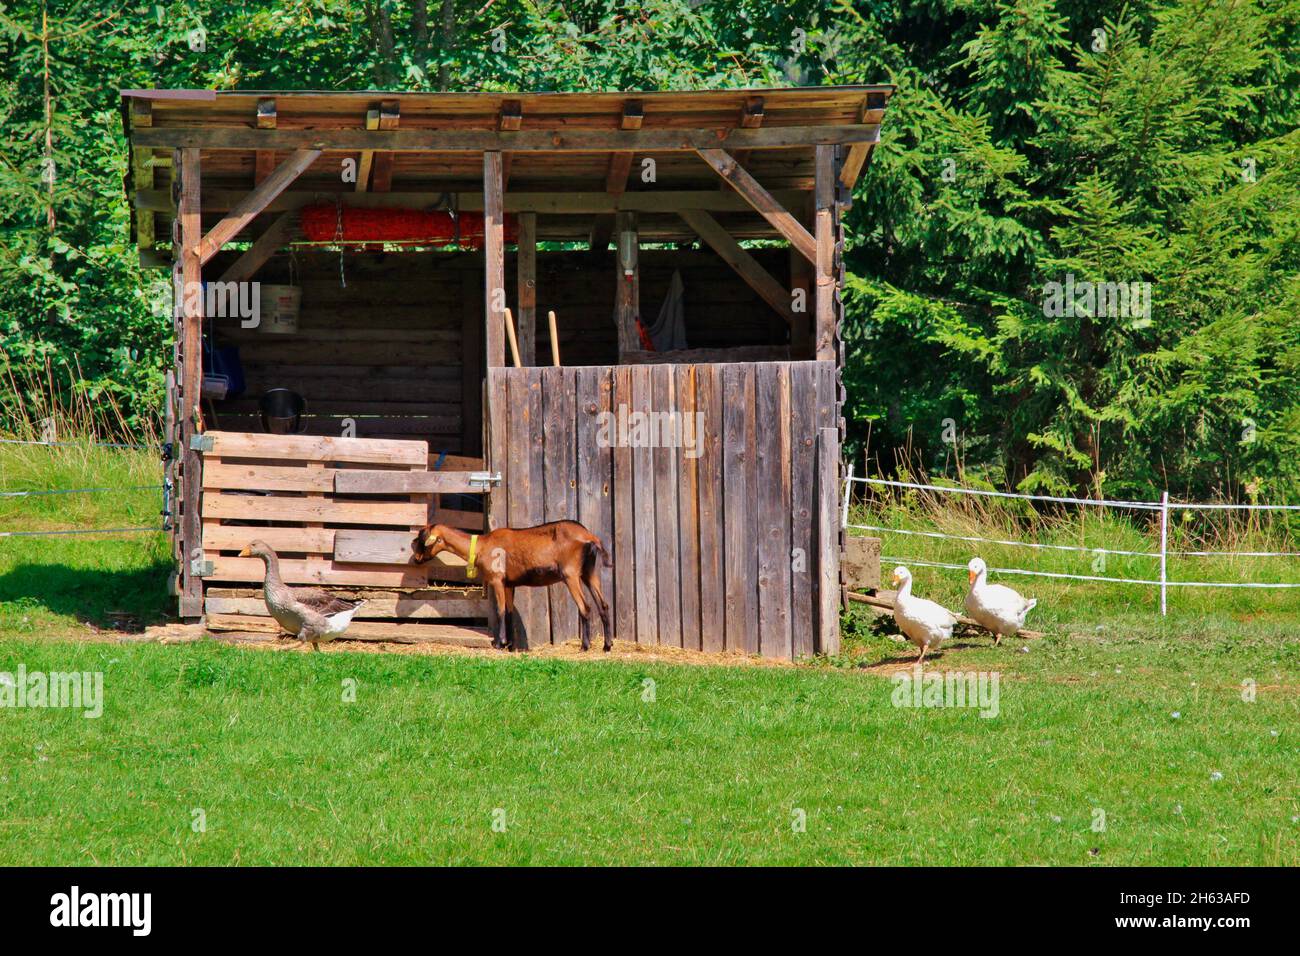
[{"xmin": 0, "ymin": 442, "xmax": 1297, "ymax": 865}]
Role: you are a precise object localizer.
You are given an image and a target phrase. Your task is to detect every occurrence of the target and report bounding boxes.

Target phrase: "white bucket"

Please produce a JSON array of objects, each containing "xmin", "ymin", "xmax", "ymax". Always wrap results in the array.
[{"xmin": 257, "ymin": 284, "xmax": 301, "ymax": 334}]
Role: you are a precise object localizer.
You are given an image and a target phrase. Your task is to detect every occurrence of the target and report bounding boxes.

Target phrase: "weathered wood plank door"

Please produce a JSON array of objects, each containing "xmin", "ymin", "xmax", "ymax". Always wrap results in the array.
[{"xmin": 485, "ymin": 360, "xmax": 839, "ymax": 658}]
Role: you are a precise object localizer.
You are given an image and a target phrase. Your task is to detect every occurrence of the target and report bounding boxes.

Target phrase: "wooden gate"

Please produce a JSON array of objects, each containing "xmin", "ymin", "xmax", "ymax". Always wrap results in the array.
[{"xmin": 485, "ymin": 360, "xmax": 841, "ymax": 659}]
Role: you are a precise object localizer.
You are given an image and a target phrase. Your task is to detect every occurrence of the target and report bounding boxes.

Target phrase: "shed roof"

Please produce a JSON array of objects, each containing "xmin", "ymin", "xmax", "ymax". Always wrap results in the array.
[{"xmin": 122, "ymin": 85, "xmax": 892, "ymax": 249}]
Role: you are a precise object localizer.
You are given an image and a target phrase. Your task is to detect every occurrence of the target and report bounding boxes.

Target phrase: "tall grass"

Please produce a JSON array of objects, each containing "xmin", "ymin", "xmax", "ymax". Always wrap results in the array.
[
  {"xmin": 850, "ymin": 469, "xmax": 1300, "ymax": 626},
  {"xmin": 0, "ymin": 361, "xmax": 162, "ymax": 533}
]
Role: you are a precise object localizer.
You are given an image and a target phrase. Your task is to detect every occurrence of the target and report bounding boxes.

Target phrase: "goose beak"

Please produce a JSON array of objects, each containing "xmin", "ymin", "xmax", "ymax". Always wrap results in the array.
[
  {"xmin": 239, "ymin": 546, "xmax": 251, "ymax": 557},
  {"xmin": 968, "ymin": 570, "xmax": 977, "ymax": 585}
]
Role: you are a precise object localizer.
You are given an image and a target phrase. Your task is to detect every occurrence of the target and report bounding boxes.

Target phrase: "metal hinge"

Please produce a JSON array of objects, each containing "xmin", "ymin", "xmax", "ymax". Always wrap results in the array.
[
  {"xmin": 189, "ymin": 434, "xmax": 214, "ymax": 452},
  {"xmin": 190, "ymin": 557, "xmax": 213, "ymax": 577},
  {"xmin": 468, "ymin": 471, "xmax": 502, "ymax": 490}
]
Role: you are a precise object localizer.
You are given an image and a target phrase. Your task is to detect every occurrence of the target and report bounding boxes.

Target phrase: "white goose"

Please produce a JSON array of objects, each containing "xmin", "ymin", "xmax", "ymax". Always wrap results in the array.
[
  {"xmin": 964, "ymin": 557, "xmax": 1036, "ymax": 645},
  {"xmin": 890, "ymin": 566, "xmax": 958, "ymax": 663}
]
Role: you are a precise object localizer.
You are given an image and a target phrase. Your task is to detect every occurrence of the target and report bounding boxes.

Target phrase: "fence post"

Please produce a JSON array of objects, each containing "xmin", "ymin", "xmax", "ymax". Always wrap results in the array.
[
  {"xmin": 842, "ymin": 461, "xmax": 854, "ymax": 529},
  {"xmin": 1159, "ymin": 490, "xmax": 1169, "ymax": 617}
]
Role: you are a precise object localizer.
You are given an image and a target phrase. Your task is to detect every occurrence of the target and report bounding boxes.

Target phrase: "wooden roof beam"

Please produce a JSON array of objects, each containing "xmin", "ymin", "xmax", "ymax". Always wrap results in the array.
[
  {"xmin": 137, "ymin": 187, "xmax": 810, "ymax": 216},
  {"xmin": 678, "ymin": 208, "xmax": 795, "ymax": 326},
  {"xmin": 131, "ymin": 124, "xmax": 880, "ymax": 152},
  {"xmin": 696, "ymin": 147, "xmax": 816, "ymax": 263},
  {"xmin": 194, "ymin": 149, "xmax": 320, "ymax": 265},
  {"xmin": 590, "ymin": 100, "xmax": 644, "ymax": 253}
]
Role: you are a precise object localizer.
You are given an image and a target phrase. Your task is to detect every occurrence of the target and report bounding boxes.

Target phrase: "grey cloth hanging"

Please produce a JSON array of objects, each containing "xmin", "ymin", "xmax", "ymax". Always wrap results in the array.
[{"xmin": 647, "ymin": 269, "xmax": 689, "ymax": 352}]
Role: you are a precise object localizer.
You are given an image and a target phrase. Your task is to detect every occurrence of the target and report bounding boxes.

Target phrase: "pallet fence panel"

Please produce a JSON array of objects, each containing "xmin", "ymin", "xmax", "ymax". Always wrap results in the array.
[
  {"xmin": 630, "ymin": 364, "xmax": 660, "ymax": 644},
  {"xmin": 675, "ymin": 363, "xmax": 702, "ymax": 651},
  {"xmin": 756, "ymin": 363, "xmax": 793, "ymax": 658},
  {"xmin": 611, "ymin": 366, "xmax": 637, "ymax": 643},
  {"xmin": 507, "ymin": 370, "xmax": 550, "ymax": 648},
  {"xmin": 788, "ymin": 361, "xmax": 818, "ymax": 658},
  {"xmin": 485, "ymin": 359, "xmax": 837, "ymax": 659},
  {"xmin": 652, "ymin": 368, "xmax": 683, "ymax": 647},
  {"xmin": 575, "ymin": 367, "xmax": 615, "ymax": 643},
  {"xmin": 722, "ymin": 363, "xmax": 753, "ymax": 653},
  {"xmin": 696, "ymin": 363, "xmax": 726, "ymax": 652},
  {"xmin": 543, "ymin": 366, "xmax": 579, "ymax": 644}
]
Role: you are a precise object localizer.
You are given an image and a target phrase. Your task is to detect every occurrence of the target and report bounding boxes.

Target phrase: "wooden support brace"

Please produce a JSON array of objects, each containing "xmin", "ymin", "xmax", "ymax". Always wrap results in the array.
[
  {"xmin": 678, "ymin": 209, "xmax": 796, "ymax": 327},
  {"xmin": 217, "ymin": 210, "xmax": 298, "ymax": 284},
  {"xmin": 194, "ymin": 149, "xmax": 320, "ymax": 265},
  {"xmin": 696, "ymin": 147, "xmax": 817, "ymax": 263}
]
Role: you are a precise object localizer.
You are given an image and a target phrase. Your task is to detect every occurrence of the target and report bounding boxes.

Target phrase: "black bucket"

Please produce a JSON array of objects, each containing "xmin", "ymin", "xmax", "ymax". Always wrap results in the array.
[{"xmin": 259, "ymin": 388, "xmax": 307, "ymax": 435}]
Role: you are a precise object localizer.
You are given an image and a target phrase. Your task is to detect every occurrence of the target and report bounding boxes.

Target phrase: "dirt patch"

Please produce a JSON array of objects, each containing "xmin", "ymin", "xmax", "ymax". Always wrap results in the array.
[{"xmin": 36, "ymin": 621, "xmax": 800, "ymax": 669}]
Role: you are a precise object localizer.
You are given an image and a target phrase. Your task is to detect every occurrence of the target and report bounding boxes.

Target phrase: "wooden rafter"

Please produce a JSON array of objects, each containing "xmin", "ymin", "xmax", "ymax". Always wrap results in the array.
[
  {"xmin": 678, "ymin": 208, "xmax": 795, "ymax": 326},
  {"xmin": 254, "ymin": 98, "xmax": 277, "ymax": 185},
  {"xmin": 499, "ymin": 100, "xmax": 521, "ymax": 187},
  {"xmin": 193, "ymin": 149, "xmax": 320, "ymax": 265},
  {"xmin": 355, "ymin": 108, "xmax": 381, "ymax": 192},
  {"xmin": 840, "ymin": 92, "xmax": 888, "ymax": 193},
  {"xmin": 696, "ymin": 148, "xmax": 816, "ymax": 263},
  {"xmin": 590, "ymin": 100, "xmax": 644, "ymax": 253},
  {"xmin": 369, "ymin": 100, "xmax": 400, "ymax": 192},
  {"xmin": 720, "ymin": 96, "xmax": 764, "ymax": 192}
]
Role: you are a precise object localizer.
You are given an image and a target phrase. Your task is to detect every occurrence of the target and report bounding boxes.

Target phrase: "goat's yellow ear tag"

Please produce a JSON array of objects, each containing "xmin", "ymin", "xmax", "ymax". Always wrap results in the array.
[{"xmin": 466, "ymin": 535, "xmax": 478, "ymax": 580}]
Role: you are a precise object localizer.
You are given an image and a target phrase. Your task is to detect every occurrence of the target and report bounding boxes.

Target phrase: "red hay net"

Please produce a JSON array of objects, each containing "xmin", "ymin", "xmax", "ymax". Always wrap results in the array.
[{"xmin": 299, "ymin": 204, "xmax": 518, "ymax": 247}]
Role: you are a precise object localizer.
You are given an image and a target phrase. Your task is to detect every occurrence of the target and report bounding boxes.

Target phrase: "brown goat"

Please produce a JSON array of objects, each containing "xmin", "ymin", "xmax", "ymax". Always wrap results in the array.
[{"xmin": 413, "ymin": 521, "xmax": 613, "ymax": 652}]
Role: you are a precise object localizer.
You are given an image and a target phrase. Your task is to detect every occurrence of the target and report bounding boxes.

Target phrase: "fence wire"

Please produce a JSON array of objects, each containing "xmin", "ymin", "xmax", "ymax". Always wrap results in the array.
[{"xmin": 848, "ymin": 475, "xmax": 1300, "ymax": 611}]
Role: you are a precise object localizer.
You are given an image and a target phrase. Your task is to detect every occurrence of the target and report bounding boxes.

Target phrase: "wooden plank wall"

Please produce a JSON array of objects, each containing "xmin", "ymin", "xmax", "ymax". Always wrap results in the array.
[
  {"xmin": 197, "ymin": 431, "xmax": 471, "ymax": 588},
  {"xmin": 485, "ymin": 360, "xmax": 838, "ymax": 658},
  {"xmin": 205, "ymin": 249, "xmax": 791, "ymax": 449}
]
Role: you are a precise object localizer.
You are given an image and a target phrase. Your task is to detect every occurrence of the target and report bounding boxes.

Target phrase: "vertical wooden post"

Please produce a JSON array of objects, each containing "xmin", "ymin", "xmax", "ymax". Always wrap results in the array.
[
  {"xmin": 814, "ymin": 145, "xmax": 837, "ymax": 362},
  {"xmin": 517, "ymin": 211, "xmax": 537, "ymax": 366},
  {"xmin": 177, "ymin": 147, "xmax": 205, "ymax": 620},
  {"xmin": 614, "ymin": 210, "xmax": 640, "ymax": 356},
  {"xmin": 483, "ymin": 151, "xmax": 506, "ymax": 370},
  {"xmin": 460, "ymin": 270, "xmax": 483, "ymax": 457},
  {"xmin": 816, "ymin": 426, "xmax": 841, "ymax": 655},
  {"xmin": 790, "ymin": 193, "xmax": 815, "ymax": 359}
]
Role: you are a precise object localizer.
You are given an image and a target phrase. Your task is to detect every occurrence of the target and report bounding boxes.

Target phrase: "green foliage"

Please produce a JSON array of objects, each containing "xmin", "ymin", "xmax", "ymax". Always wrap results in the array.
[{"xmin": 0, "ymin": 0, "xmax": 1297, "ymax": 501}]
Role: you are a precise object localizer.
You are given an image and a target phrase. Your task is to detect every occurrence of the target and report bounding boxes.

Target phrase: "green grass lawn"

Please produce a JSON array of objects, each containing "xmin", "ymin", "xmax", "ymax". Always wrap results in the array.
[
  {"xmin": 0, "ymin": 624, "xmax": 1296, "ymax": 865},
  {"xmin": 0, "ymin": 442, "xmax": 1297, "ymax": 865}
]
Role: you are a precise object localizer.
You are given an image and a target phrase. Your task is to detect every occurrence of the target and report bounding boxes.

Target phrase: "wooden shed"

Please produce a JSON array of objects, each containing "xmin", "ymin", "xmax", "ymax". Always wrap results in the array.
[{"xmin": 120, "ymin": 85, "xmax": 892, "ymax": 657}]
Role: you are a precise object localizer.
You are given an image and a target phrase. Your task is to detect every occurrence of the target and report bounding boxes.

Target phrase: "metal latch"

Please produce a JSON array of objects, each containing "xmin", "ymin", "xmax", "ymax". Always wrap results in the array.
[
  {"xmin": 190, "ymin": 557, "xmax": 213, "ymax": 577},
  {"xmin": 189, "ymin": 434, "xmax": 214, "ymax": 452},
  {"xmin": 468, "ymin": 471, "xmax": 502, "ymax": 490}
]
